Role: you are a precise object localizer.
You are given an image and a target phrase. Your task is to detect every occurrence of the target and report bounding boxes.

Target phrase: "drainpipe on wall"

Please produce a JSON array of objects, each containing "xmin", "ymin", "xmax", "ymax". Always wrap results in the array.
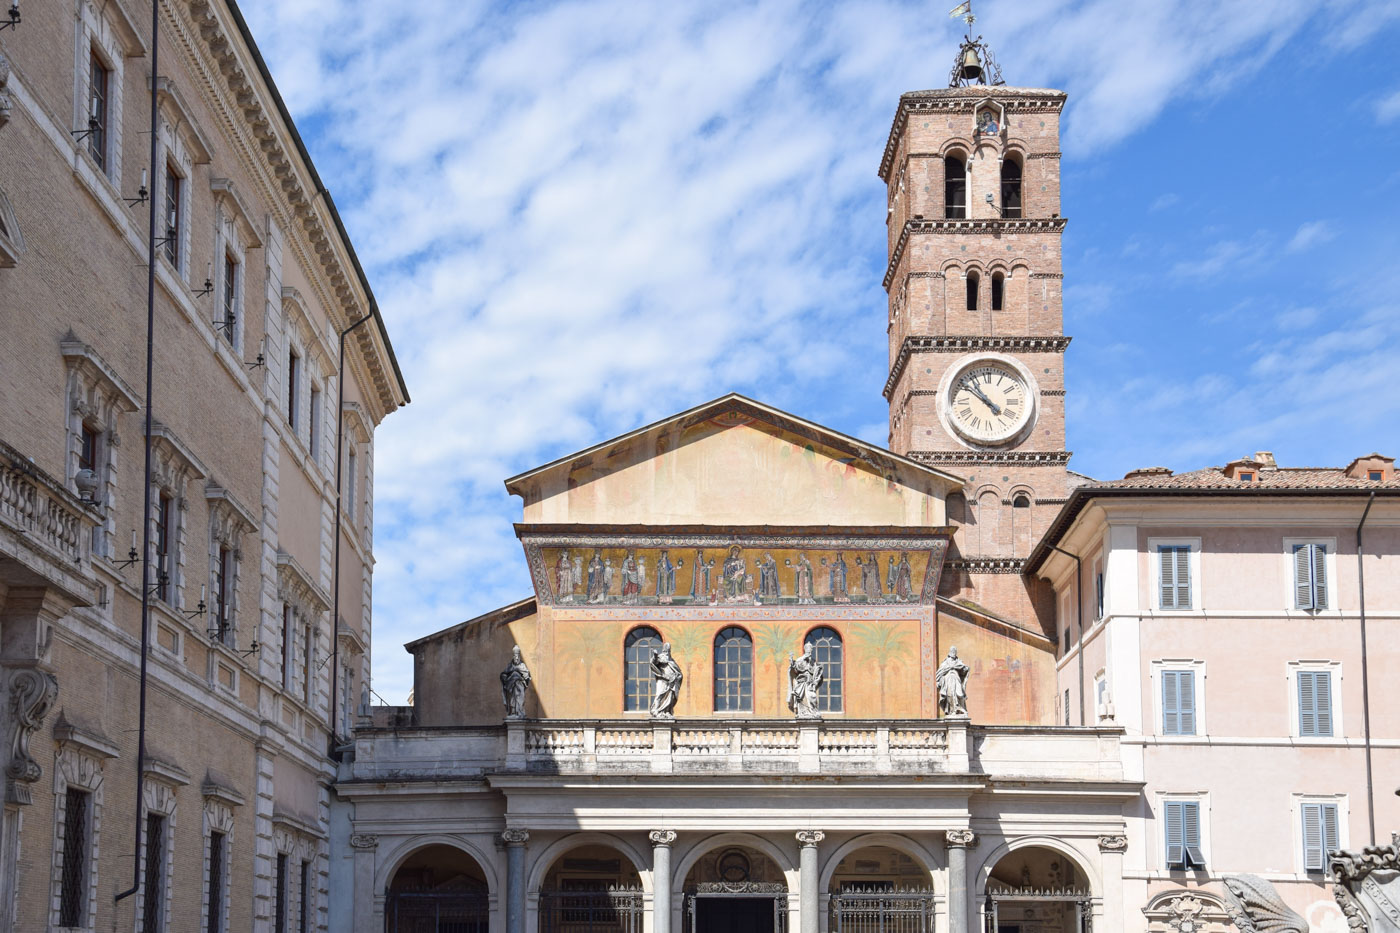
[
  {"xmin": 1049, "ymin": 544, "xmax": 1085, "ymax": 726},
  {"xmin": 1356, "ymin": 491, "xmax": 1376, "ymax": 845}
]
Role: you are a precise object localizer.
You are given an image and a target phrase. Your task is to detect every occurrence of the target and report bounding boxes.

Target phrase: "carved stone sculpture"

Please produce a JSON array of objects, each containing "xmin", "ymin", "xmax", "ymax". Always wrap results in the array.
[
  {"xmin": 649, "ymin": 643, "xmax": 682, "ymax": 719},
  {"xmin": 936, "ymin": 646, "xmax": 970, "ymax": 717},
  {"xmin": 499, "ymin": 645, "xmax": 530, "ymax": 720},
  {"xmin": 5, "ymin": 667, "xmax": 59, "ymax": 805},
  {"xmin": 787, "ymin": 644, "xmax": 823, "ymax": 720},
  {"xmin": 1221, "ymin": 874, "xmax": 1310, "ymax": 932},
  {"xmin": 1332, "ymin": 836, "xmax": 1400, "ymax": 932}
]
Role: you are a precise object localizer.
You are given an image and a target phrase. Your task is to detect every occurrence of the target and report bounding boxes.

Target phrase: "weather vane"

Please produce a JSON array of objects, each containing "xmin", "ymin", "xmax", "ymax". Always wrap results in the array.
[{"xmin": 947, "ymin": 1, "xmax": 1005, "ymax": 87}]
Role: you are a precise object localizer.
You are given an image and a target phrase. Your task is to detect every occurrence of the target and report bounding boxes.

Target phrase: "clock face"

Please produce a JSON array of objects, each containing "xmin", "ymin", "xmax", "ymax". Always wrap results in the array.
[{"xmin": 946, "ymin": 360, "xmax": 1033, "ymax": 445}]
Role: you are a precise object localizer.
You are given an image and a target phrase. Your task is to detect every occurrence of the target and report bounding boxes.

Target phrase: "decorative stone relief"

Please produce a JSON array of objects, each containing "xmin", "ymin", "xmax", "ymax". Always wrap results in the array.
[
  {"xmin": 1332, "ymin": 836, "xmax": 1400, "ymax": 933},
  {"xmin": 5, "ymin": 667, "xmax": 58, "ymax": 804},
  {"xmin": 348, "ymin": 833, "xmax": 378, "ymax": 850},
  {"xmin": 649, "ymin": 830, "xmax": 678, "ymax": 847},
  {"xmin": 1221, "ymin": 874, "xmax": 1309, "ymax": 932},
  {"xmin": 1097, "ymin": 834, "xmax": 1128, "ymax": 853},
  {"xmin": 500, "ymin": 829, "xmax": 530, "ymax": 846},
  {"xmin": 945, "ymin": 829, "xmax": 978, "ymax": 849}
]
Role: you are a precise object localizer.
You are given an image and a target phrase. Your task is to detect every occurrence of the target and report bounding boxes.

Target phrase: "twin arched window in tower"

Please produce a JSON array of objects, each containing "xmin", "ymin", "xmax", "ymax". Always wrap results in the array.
[
  {"xmin": 621, "ymin": 625, "xmax": 845, "ymax": 714},
  {"xmin": 965, "ymin": 269, "xmax": 1006, "ymax": 312},
  {"xmin": 943, "ymin": 152, "xmax": 1022, "ymax": 221}
]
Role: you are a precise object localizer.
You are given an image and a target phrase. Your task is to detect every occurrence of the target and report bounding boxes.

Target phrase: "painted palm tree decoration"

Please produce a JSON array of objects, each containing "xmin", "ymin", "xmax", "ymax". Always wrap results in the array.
[
  {"xmin": 852, "ymin": 622, "xmax": 912, "ymax": 716},
  {"xmin": 558, "ymin": 624, "xmax": 619, "ymax": 712},
  {"xmin": 665, "ymin": 624, "xmax": 708, "ymax": 712},
  {"xmin": 754, "ymin": 623, "xmax": 799, "ymax": 714}
]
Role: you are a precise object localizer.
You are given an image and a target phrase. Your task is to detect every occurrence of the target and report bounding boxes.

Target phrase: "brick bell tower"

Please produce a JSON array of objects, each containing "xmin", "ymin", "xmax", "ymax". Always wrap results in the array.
[{"xmin": 878, "ymin": 27, "xmax": 1073, "ymax": 629}]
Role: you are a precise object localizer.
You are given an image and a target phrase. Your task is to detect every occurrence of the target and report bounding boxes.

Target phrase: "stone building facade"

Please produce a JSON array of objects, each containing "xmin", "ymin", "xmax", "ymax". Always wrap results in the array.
[{"xmin": 0, "ymin": 2, "xmax": 405, "ymax": 931}]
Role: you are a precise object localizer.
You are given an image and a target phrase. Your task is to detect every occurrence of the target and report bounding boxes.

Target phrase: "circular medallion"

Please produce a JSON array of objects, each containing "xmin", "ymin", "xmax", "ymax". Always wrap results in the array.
[
  {"xmin": 717, "ymin": 850, "xmax": 751, "ymax": 883},
  {"xmin": 941, "ymin": 355, "xmax": 1036, "ymax": 446}
]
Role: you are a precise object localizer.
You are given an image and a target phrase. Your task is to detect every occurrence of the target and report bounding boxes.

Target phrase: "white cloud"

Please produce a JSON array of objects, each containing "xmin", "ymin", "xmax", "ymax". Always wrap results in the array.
[
  {"xmin": 235, "ymin": 0, "xmax": 1400, "ymax": 704},
  {"xmin": 1287, "ymin": 220, "xmax": 1337, "ymax": 253},
  {"xmin": 1150, "ymin": 193, "xmax": 1180, "ymax": 212},
  {"xmin": 1380, "ymin": 88, "xmax": 1400, "ymax": 123}
]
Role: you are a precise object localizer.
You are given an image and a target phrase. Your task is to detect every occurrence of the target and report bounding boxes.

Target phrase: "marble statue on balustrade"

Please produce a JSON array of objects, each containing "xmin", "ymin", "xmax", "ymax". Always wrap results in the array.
[
  {"xmin": 649, "ymin": 643, "xmax": 683, "ymax": 718},
  {"xmin": 787, "ymin": 643, "xmax": 824, "ymax": 719},
  {"xmin": 500, "ymin": 645, "xmax": 531, "ymax": 720},
  {"xmin": 936, "ymin": 646, "xmax": 970, "ymax": 717}
]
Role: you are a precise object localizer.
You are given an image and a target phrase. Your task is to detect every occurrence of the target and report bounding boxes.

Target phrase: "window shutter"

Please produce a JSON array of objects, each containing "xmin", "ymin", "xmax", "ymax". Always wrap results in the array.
[
  {"xmin": 1173, "ymin": 547, "xmax": 1192, "ymax": 609},
  {"xmin": 1314, "ymin": 671, "xmax": 1333, "ymax": 736},
  {"xmin": 1178, "ymin": 670, "xmax": 1196, "ymax": 735},
  {"xmin": 1322, "ymin": 803, "xmax": 1339, "ymax": 859},
  {"xmin": 1302, "ymin": 803, "xmax": 1325, "ymax": 871},
  {"xmin": 1298, "ymin": 671, "xmax": 1318, "ymax": 736},
  {"xmin": 1159, "ymin": 547, "xmax": 1176, "ymax": 609},
  {"xmin": 1182, "ymin": 802, "xmax": 1205, "ymax": 867},
  {"xmin": 1312, "ymin": 544, "xmax": 1328, "ymax": 609},
  {"xmin": 1294, "ymin": 544, "xmax": 1314, "ymax": 610},
  {"xmin": 1165, "ymin": 801, "xmax": 1185, "ymax": 867},
  {"xmin": 1162, "ymin": 671, "xmax": 1179, "ymax": 735}
]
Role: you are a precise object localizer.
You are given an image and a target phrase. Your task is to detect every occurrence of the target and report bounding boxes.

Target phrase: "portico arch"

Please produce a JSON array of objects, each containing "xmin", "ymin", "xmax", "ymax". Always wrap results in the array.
[
  {"xmin": 375, "ymin": 834, "xmax": 500, "ymax": 896},
  {"xmin": 526, "ymin": 832, "xmax": 651, "ymax": 894},
  {"xmin": 818, "ymin": 833, "xmax": 943, "ymax": 895},
  {"xmin": 382, "ymin": 840, "xmax": 493, "ymax": 933},
  {"xmin": 976, "ymin": 839, "xmax": 1100, "ymax": 933},
  {"xmin": 973, "ymin": 836, "xmax": 1099, "ymax": 895},
  {"xmin": 671, "ymin": 832, "xmax": 798, "ymax": 898}
]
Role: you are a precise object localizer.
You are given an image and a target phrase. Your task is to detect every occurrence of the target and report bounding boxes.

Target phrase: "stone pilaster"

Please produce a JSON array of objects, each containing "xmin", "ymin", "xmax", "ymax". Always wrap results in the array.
[
  {"xmin": 348, "ymin": 832, "xmax": 379, "ymax": 933},
  {"xmin": 649, "ymin": 830, "xmax": 677, "ymax": 933}
]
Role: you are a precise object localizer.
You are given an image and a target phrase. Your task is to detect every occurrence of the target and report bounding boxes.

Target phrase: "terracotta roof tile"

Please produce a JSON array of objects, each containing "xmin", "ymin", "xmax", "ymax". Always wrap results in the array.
[{"xmin": 1090, "ymin": 467, "xmax": 1400, "ymax": 491}]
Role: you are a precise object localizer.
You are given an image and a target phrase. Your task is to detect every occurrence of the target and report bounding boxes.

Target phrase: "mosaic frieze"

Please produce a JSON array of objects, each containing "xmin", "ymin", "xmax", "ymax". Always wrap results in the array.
[{"xmin": 521, "ymin": 533, "xmax": 949, "ymax": 608}]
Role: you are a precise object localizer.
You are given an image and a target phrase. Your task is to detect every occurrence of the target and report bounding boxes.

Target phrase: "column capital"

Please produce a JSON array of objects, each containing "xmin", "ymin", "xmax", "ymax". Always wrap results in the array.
[
  {"xmin": 501, "ymin": 828, "xmax": 530, "ymax": 847},
  {"xmin": 796, "ymin": 830, "xmax": 825, "ymax": 847},
  {"xmin": 348, "ymin": 833, "xmax": 379, "ymax": 850},
  {"xmin": 649, "ymin": 830, "xmax": 678, "ymax": 847},
  {"xmin": 1097, "ymin": 834, "xmax": 1127, "ymax": 853},
  {"xmin": 945, "ymin": 828, "xmax": 977, "ymax": 849}
]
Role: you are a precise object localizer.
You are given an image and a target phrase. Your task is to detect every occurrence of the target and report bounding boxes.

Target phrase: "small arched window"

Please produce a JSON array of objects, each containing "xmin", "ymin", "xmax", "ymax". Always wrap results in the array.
[
  {"xmin": 1013, "ymin": 494, "xmax": 1031, "ymax": 508},
  {"xmin": 1000, "ymin": 158, "xmax": 1022, "ymax": 218},
  {"xmin": 991, "ymin": 272, "xmax": 1005, "ymax": 311},
  {"xmin": 945, "ymin": 155, "xmax": 966, "ymax": 219},
  {"xmin": 624, "ymin": 626, "xmax": 663, "ymax": 712},
  {"xmin": 966, "ymin": 270, "xmax": 980, "ymax": 311},
  {"xmin": 804, "ymin": 627, "xmax": 843, "ymax": 712},
  {"xmin": 713, "ymin": 627, "xmax": 753, "ymax": 712}
]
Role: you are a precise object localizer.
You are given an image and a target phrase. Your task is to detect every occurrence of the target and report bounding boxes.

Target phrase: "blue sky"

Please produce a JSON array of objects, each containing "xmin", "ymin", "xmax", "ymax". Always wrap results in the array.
[{"xmin": 239, "ymin": 0, "xmax": 1400, "ymax": 704}]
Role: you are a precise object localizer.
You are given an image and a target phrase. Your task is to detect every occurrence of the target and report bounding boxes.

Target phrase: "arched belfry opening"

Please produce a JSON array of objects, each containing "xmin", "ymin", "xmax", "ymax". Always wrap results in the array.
[{"xmin": 386, "ymin": 844, "xmax": 489, "ymax": 933}]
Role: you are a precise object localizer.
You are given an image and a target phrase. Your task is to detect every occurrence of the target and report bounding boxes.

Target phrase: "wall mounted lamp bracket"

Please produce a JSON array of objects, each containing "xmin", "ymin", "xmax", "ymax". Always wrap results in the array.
[
  {"xmin": 182, "ymin": 600, "xmax": 206, "ymax": 620},
  {"xmin": 0, "ymin": 4, "xmax": 21, "ymax": 31},
  {"xmin": 71, "ymin": 118, "xmax": 100, "ymax": 144},
  {"xmin": 123, "ymin": 186, "xmax": 149, "ymax": 208},
  {"xmin": 112, "ymin": 546, "xmax": 140, "ymax": 570}
]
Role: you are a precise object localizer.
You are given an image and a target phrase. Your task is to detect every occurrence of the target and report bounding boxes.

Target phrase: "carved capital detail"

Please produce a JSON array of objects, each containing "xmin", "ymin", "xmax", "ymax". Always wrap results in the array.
[
  {"xmin": 1097, "ymin": 834, "xmax": 1127, "ymax": 853},
  {"xmin": 796, "ymin": 830, "xmax": 825, "ymax": 847},
  {"xmin": 348, "ymin": 833, "xmax": 379, "ymax": 850},
  {"xmin": 945, "ymin": 829, "xmax": 978, "ymax": 849},
  {"xmin": 649, "ymin": 830, "xmax": 678, "ymax": 847},
  {"xmin": 5, "ymin": 667, "xmax": 59, "ymax": 805},
  {"xmin": 501, "ymin": 828, "xmax": 530, "ymax": 847}
]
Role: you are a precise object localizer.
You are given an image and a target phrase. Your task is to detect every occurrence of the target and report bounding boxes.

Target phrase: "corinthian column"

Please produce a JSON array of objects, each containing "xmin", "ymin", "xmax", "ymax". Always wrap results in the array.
[
  {"xmin": 502, "ymin": 829, "xmax": 530, "ymax": 933},
  {"xmin": 796, "ymin": 830, "xmax": 825, "ymax": 933},
  {"xmin": 945, "ymin": 829, "xmax": 977, "ymax": 933},
  {"xmin": 650, "ymin": 831, "xmax": 677, "ymax": 933}
]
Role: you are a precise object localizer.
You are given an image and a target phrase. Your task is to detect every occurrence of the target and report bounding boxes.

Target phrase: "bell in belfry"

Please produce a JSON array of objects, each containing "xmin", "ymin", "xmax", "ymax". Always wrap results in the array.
[{"xmin": 961, "ymin": 44, "xmax": 983, "ymax": 81}]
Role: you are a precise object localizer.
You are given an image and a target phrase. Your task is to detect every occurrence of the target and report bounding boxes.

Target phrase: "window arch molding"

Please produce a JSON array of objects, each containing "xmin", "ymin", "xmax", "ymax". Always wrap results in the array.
[
  {"xmin": 713, "ymin": 626, "xmax": 754, "ymax": 713},
  {"xmin": 623, "ymin": 626, "xmax": 664, "ymax": 713},
  {"xmin": 802, "ymin": 626, "xmax": 844, "ymax": 713}
]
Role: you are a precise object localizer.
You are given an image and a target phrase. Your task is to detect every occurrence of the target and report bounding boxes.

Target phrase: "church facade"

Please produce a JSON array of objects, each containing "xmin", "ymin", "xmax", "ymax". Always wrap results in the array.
[{"xmin": 335, "ymin": 37, "xmax": 1397, "ymax": 933}]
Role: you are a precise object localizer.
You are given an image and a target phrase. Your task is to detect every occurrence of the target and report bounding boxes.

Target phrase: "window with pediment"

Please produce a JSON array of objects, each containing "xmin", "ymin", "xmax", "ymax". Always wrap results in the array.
[
  {"xmin": 62, "ymin": 336, "xmax": 139, "ymax": 559},
  {"xmin": 206, "ymin": 483, "xmax": 256, "ymax": 648}
]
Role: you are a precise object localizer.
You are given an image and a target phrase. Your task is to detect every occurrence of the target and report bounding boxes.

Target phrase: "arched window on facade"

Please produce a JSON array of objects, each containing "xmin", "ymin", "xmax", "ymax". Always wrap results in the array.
[
  {"xmin": 624, "ymin": 626, "xmax": 663, "ymax": 712},
  {"xmin": 944, "ymin": 155, "xmax": 966, "ymax": 219},
  {"xmin": 804, "ymin": 627, "xmax": 843, "ymax": 712},
  {"xmin": 1000, "ymin": 157, "xmax": 1022, "ymax": 218},
  {"xmin": 991, "ymin": 272, "xmax": 1005, "ymax": 311},
  {"xmin": 966, "ymin": 270, "xmax": 980, "ymax": 311},
  {"xmin": 713, "ymin": 627, "xmax": 753, "ymax": 713},
  {"xmin": 1012, "ymin": 493, "xmax": 1033, "ymax": 555}
]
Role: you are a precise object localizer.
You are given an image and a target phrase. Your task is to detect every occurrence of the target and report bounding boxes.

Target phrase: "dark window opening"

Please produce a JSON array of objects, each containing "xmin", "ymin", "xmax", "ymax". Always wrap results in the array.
[
  {"xmin": 992, "ymin": 272, "xmax": 1005, "ymax": 311},
  {"xmin": 155, "ymin": 491, "xmax": 173, "ymax": 602},
  {"xmin": 299, "ymin": 860, "xmax": 312, "ymax": 933},
  {"xmin": 88, "ymin": 50, "xmax": 109, "ymax": 171},
  {"xmin": 1013, "ymin": 494, "xmax": 1030, "ymax": 508},
  {"xmin": 59, "ymin": 787, "xmax": 91, "ymax": 927},
  {"xmin": 163, "ymin": 163, "xmax": 182, "ymax": 267},
  {"xmin": 214, "ymin": 545, "xmax": 233, "ymax": 643},
  {"xmin": 281, "ymin": 604, "xmax": 293, "ymax": 688},
  {"xmin": 713, "ymin": 626, "xmax": 753, "ymax": 712},
  {"xmin": 221, "ymin": 253, "xmax": 238, "ymax": 341},
  {"xmin": 1239, "ymin": 471, "xmax": 1255, "ymax": 482},
  {"xmin": 79, "ymin": 423, "xmax": 100, "ymax": 474},
  {"xmin": 966, "ymin": 271, "xmax": 980, "ymax": 311},
  {"xmin": 142, "ymin": 812, "xmax": 167, "ymax": 933},
  {"xmin": 623, "ymin": 626, "xmax": 663, "ymax": 712},
  {"xmin": 944, "ymin": 155, "xmax": 966, "ymax": 219},
  {"xmin": 1368, "ymin": 470, "xmax": 1383, "ymax": 481},
  {"xmin": 287, "ymin": 349, "xmax": 301, "ymax": 429},
  {"xmin": 1000, "ymin": 158, "xmax": 1022, "ymax": 218},
  {"xmin": 275, "ymin": 852, "xmax": 288, "ymax": 933},
  {"xmin": 207, "ymin": 830, "xmax": 226, "ymax": 933}
]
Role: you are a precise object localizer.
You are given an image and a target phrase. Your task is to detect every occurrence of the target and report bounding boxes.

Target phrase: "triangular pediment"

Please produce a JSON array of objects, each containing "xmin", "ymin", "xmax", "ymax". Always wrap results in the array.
[{"xmin": 505, "ymin": 394, "xmax": 962, "ymax": 527}]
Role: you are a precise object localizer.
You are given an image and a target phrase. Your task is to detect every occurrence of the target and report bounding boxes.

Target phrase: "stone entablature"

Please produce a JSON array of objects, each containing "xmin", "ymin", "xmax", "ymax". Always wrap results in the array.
[{"xmin": 347, "ymin": 720, "xmax": 1124, "ymax": 783}]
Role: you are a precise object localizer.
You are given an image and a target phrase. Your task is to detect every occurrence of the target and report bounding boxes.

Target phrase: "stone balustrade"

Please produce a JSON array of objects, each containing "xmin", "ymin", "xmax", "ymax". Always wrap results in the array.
[
  {"xmin": 0, "ymin": 442, "xmax": 91, "ymax": 567},
  {"xmin": 346, "ymin": 718, "xmax": 1125, "ymax": 783}
]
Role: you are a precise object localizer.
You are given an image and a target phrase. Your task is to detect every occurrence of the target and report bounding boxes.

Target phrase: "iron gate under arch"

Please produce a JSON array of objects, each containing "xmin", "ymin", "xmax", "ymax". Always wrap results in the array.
[
  {"xmin": 538, "ymin": 886, "xmax": 645, "ymax": 933},
  {"xmin": 830, "ymin": 887, "xmax": 937, "ymax": 933},
  {"xmin": 385, "ymin": 890, "xmax": 490, "ymax": 933},
  {"xmin": 683, "ymin": 882, "xmax": 788, "ymax": 933}
]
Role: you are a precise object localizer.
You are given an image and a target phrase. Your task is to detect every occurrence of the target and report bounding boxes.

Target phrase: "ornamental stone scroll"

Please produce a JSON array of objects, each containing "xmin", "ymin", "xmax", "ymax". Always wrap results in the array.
[
  {"xmin": 348, "ymin": 833, "xmax": 379, "ymax": 850},
  {"xmin": 1097, "ymin": 834, "xmax": 1128, "ymax": 853},
  {"xmin": 945, "ymin": 829, "xmax": 978, "ymax": 849}
]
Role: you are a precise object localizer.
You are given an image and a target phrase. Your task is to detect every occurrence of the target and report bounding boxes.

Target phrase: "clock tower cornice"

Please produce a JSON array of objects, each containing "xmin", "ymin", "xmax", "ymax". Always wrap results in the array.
[
  {"xmin": 884, "ymin": 335, "xmax": 1074, "ymax": 400},
  {"xmin": 883, "ymin": 217, "xmax": 1068, "ymax": 290},
  {"xmin": 879, "ymin": 86, "xmax": 1068, "ymax": 181}
]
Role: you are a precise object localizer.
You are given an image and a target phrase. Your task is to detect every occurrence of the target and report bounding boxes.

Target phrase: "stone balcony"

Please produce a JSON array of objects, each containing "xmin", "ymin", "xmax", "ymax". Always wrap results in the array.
[
  {"xmin": 0, "ymin": 439, "xmax": 98, "ymax": 606},
  {"xmin": 348, "ymin": 717, "xmax": 1125, "ymax": 784}
]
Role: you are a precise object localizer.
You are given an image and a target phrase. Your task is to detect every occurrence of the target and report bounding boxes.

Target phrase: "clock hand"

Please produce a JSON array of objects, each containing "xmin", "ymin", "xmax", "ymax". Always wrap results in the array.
[{"xmin": 960, "ymin": 379, "xmax": 1002, "ymax": 416}]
